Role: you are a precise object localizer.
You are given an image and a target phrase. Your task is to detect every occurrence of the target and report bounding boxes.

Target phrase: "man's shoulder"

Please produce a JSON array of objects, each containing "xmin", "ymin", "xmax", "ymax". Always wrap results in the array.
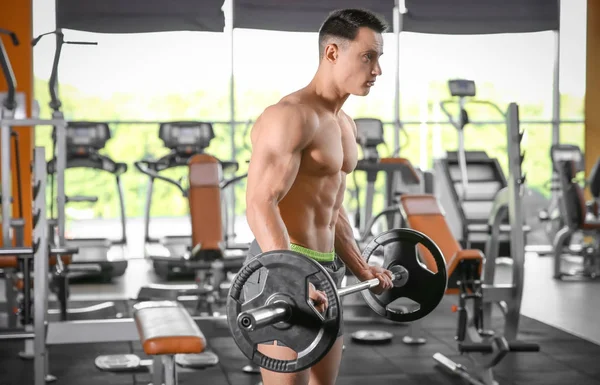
[
  {"xmin": 265, "ymin": 99, "xmax": 306, "ymax": 116},
  {"xmin": 252, "ymin": 100, "xmax": 318, "ymax": 150},
  {"xmin": 259, "ymin": 97, "xmax": 318, "ymax": 129}
]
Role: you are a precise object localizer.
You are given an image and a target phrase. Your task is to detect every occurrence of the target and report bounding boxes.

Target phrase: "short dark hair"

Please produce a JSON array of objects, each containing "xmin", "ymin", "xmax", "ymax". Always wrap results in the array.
[{"xmin": 318, "ymin": 9, "xmax": 388, "ymax": 58}]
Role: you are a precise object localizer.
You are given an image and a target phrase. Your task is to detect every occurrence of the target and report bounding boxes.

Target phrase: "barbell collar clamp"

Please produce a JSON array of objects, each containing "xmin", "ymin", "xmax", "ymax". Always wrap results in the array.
[{"xmin": 238, "ymin": 301, "xmax": 292, "ymax": 332}]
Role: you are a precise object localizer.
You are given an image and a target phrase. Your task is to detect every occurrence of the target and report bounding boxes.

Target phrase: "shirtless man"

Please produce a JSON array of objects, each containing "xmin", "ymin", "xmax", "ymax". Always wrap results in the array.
[{"xmin": 244, "ymin": 8, "xmax": 394, "ymax": 385}]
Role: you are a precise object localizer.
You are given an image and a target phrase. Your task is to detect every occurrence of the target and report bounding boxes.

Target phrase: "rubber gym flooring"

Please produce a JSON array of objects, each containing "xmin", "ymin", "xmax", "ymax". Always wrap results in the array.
[{"xmin": 1, "ymin": 297, "xmax": 599, "ymax": 385}]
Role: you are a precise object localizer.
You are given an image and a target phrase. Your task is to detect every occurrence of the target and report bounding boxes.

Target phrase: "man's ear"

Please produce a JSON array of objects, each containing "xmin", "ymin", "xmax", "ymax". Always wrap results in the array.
[{"xmin": 324, "ymin": 43, "xmax": 338, "ymax": 63}]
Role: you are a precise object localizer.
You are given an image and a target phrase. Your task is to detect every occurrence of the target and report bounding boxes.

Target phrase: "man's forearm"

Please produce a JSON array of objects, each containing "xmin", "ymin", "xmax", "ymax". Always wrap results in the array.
[
  {"xmin": 334, "ymin": 207, "xmax": 370, "ymax": 278},
  {"xmin": 247, "ymin": 202, "xmax": 290, "ymax": 252}
]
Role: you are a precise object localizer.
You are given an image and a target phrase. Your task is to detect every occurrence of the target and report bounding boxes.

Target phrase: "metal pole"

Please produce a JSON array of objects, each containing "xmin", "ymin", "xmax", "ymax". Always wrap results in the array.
[
  {"xmin": 505, "ymin": 103, "xmax": 525, "ymax": 340},
  {"xmin": 228, "ymin": 0, "xmax": 237, "ymax": 243},
  {"xmin": 550, "ymin": 10, "xmax": 561, "ymax": 202},
  {"xmin": 457, "ymin": 96, "xmax": 468, "ymax": 201},
  {"xmin": 419, "ymin": 86, "xmax": 429, "ymax": 170},
  {"xmin": 393, "ymin": 0, "xmax": 404, "ymax": 154},
  {"xmin": 551, "ymin": 29, "xmax": 561, "ymax": 145},
  {"xmin": 33, "ymin": 146, "xmax": 50, "ymax": 385},
  {"xmin": 86, "ymin": 118, "xmax": 583, "ymax": 127},
  {"xmin": 55, "ymin": 117, "xmax": 66, "ymax": 246},
  {"xmin": 1, "ymin": 119, "xmax": 11, "ymax": 245}
]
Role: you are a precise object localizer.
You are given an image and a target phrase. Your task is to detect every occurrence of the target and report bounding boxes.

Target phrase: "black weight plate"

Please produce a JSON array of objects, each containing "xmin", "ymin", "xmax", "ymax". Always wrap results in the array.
[
  {"xmin": 360, "ymin": 228, "xmax": 447, "ymax": 322},
  {"xmin": 227, "ymin": 250, "xmax": 341, "ymax": 373}
]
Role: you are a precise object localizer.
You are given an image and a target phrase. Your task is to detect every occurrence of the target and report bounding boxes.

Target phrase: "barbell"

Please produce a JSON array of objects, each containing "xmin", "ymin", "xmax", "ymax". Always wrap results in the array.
[
  {"xmin": 237, "ymin": 263, "xmax": 409, "ymax": 332},
  {"xmin": 226, "ymin": 228, "xmax": 448, "ymax": 373}
]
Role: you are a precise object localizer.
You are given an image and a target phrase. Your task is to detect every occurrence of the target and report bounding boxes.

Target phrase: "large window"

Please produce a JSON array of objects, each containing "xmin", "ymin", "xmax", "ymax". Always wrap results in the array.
[
  {"xmin": 33, "ymin": 0, "xmax": 233, "ymax": 222},
  {"xmin": 31, "ymin": 0, "xmax": 587, "ymax": 224}
]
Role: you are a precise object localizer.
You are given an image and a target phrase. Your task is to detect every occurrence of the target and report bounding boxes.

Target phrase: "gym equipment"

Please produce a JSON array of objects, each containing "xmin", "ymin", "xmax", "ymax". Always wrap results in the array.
[
  {"xmin": 0, "ymin": 29, "xmax": 77, "ymax": 330},
  {"xmin": 175, "ymin": 352, "xmax": 220, "ymax": 368},
  {"xmin": 6, "ymin": 146, "xmax": 224, "ymax": 385},
  {"xmin": 227, "ymin": 228, "xmax": 447, "ymax": 373},
  {"xmin": 552, "ymin": 158, "xmax": 600, "ymax": 279},
  {"xmin": 538, "ymin": 144, "xmax": 586, "ymax": 248},
  {"xmin": 0, "ymin": 33, "xmax": 132, "ymax": 383},
  {"xmin": 135, "ymin": 121, "xmax": 246, "ymax": 280},
  {"xmin": 350, "ymin": 330, "xmax": 393, "ymax": 344},
  {"xmin": 352, "ymin": 118, "xmax": 432, "ymax": 243},
  {"xmin": 96, "ymin": 301, "xmax": 219, "ymax": 385},
  {"xmin": 434, "ymin": 79, "xmax": 520, "ymax": 256},
  {"xmin": 30, "ymin": 31, "xmax": 126, "ymax": 281},
  {"xmin": 0, "ymin": 28, "xmax": 27, "ymax": 329},
  {"xmin": 95, "ymin": 354, "xmax": 142, "ymax": 372},
  {"xmin": 538, "ymin": 143, "xmax": 600, "ymax": 272},
  {"xmin": 347, "ymin": 118, "xmax": 435, "ymax": 332},
  {"xmin": 0, "ymin": 29, "xmax": 27, "ymax": 248},
  {"xmin": 47, "ymin": 121, "xmax": 129, "ymax": 280},
  {"xmin": 31, "ymin": 29, "xmax": 97, "ymax": 256},
  {"xmin": 400, "ymin": 103, "xmax": 540, "ymax": 385},
  {"xmin": 135, "ymin": 126, "xmax": 248, "ymax": 321},
  {"xmin": 0, "ymin": 28, "xmax": 23, "ymax": 247}
]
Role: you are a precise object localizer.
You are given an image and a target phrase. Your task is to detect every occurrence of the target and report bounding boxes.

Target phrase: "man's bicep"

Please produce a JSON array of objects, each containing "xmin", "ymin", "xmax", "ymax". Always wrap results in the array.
[{"xmin": 247, "ymin": 140, "xmax": 301, "ymax": 203}]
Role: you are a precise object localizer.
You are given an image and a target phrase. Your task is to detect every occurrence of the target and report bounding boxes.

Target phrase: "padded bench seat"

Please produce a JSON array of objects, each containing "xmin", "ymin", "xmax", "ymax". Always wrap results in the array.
[
  {"xmin": 399, "ymin": 194, "xmax": 484, "ymax": 294},
  {"xmin": 133, "ymin": 300, "xmax": 205, "ymax": 356},
  {"xmin": 95, "ymin": 300, "xmax": 216, "ymax": 385}
]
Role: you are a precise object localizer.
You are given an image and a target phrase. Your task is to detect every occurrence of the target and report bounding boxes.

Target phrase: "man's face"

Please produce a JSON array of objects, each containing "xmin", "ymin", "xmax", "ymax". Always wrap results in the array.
[{"xmin": 333, "ymin": 27, "xmax": 383, "ymax": 96}]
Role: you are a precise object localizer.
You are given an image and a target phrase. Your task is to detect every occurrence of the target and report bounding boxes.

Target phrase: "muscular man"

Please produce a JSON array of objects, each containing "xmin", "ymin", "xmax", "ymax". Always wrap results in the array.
[{"xmin": 244, "ymin": 8, "xmax": 394, "ymax": 385}]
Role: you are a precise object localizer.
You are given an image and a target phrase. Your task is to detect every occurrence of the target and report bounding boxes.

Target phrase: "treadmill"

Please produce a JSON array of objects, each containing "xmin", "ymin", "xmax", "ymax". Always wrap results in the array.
[
  {"xmin": 47, "ymin": 122, "xmax": 128, "ymax": 281},
  {"xmin": 352, "ymin": 118, "xmax": 431, "ymax": 244},
  {"xmin": 435, "ymin": 151, "xmax": 509, "ymax": 251},
  {"xmin": 136, "ymin": 121, "xmax": 240, "ymax": 279}
]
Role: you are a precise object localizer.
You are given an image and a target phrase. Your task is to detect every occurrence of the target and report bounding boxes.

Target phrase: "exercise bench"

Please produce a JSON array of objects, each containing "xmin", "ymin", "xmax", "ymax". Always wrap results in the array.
[
  {"xmin": 96, "ymin": 300, "xmax": 218, "ymax": 384},
  {"xmin": 398, "ymin": 194, "xmax": 539, "ymax": 385}
]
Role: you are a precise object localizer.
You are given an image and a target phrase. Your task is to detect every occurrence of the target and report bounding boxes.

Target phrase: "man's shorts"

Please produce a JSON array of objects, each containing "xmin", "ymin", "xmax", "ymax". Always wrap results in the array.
[{"xmin": 242, "ymin": 239, "xmax": 346, "ymax": 344}]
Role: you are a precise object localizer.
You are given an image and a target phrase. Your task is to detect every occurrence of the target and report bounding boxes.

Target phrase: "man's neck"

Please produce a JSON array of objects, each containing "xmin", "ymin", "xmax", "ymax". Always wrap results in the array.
[{"xmin": 307, "ymin": 67, "xmax": 350, "ymax": 115}]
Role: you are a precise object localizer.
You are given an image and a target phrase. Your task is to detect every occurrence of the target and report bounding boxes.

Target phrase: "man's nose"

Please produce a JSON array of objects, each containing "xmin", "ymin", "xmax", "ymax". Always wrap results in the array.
[{"xmin": 372, "ymin": 62, "xmax": 382, "ymax": 76}]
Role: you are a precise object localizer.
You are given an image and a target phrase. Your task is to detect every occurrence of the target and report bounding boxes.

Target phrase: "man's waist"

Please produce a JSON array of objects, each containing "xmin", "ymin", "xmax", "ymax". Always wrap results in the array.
[
  {"xmin": 248, "ymin": 239, "xmax": 336, "ymax": 263},
  {"xmin": 290, "ymin": 243, "xmax": 335, "ymax": 262}
]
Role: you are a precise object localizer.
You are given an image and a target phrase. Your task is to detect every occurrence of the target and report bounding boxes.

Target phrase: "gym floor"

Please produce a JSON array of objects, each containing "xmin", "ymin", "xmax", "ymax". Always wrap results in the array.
[
  {"xmin": 1, "ymin": 217, "xmax": 600, "ymax": 384},
  {"xmin": 1, "ymin": 294, "xmax": 599, "ymax": 384}
]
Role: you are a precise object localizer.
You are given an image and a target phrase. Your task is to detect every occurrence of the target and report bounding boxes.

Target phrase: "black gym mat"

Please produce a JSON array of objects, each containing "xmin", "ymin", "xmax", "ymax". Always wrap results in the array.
[{"xmin": 1, "ymin": 297, "xmax": 599, "ymax": 385}]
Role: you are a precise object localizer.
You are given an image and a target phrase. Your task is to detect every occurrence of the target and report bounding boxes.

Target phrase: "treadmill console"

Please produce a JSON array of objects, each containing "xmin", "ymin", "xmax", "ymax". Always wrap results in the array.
[
  {"xmin": 65, "ymin": 122, "xmax": 111, "ymax": 154},
  {"xmin": 159, "ymin": 121, "xmax": 215, "ymax": 154},
  {"xmin": 551, "ymin": 144, "xmax": 584, "ymax": 173},
  {"xmin": 354, "ymin": 118, "xmax": 384, "ymax": 160},
  {"xmin": 449, "ymin": 79, "xmax": 476, "ymax": 97}
]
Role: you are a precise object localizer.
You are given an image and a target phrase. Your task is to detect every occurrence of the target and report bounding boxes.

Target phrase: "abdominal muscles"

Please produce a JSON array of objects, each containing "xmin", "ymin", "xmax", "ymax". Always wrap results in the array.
[{"xmin": 278, "ymin": 171, "xmax": 346, "ymax": 253}]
